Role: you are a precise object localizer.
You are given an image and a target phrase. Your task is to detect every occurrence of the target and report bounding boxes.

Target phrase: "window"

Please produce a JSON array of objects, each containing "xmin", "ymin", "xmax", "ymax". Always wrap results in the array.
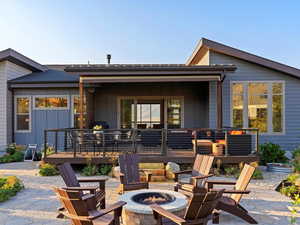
[
  {"xmin": 15, "ymin": 96, "xmax": 31, "ymax": 132},
  {"xmin": 231, "ymin": 81, "xmax": 284, "ymax": 134},
  {"xmin": 72, "ymin": 96, "xmax": 87, "ymax": 128},
  {"xmin": 119, "ymin": 97, "xmax": 183, "ymax": 129},
  {"xmin": 34, "ymin": 96, "xmax": 68, "ymax": 109}
]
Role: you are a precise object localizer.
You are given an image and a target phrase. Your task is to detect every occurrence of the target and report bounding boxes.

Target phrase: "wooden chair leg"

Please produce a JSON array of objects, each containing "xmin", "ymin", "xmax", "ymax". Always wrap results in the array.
[
  {"xmin": 219, "ymin": 205, "xmax": 257, "ymax": 224},
  {"xmin": 238, "ymin": 203, "xmax": 248, "ymax": 213},
  {"xmin": 212, "ymin": 212, "xmax": 220, "ymax": 224}
]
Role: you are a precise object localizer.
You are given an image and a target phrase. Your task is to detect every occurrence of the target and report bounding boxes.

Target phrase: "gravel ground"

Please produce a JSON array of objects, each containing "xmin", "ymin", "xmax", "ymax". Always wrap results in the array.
[{"xmin": 0, "ymin": 162, "xmax": 297, "ymax": 225}]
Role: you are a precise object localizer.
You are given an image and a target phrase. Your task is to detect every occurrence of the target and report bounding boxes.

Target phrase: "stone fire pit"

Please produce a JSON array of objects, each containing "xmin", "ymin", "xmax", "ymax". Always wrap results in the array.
[{"xmin": 119, "ymin": 189, "xmax": 188, "ymax": 225}]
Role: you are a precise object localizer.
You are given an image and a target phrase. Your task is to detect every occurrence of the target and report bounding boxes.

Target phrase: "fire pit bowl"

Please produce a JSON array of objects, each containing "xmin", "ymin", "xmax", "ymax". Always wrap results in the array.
[{"xmin": 119, "ymin": 189, "xmax": 188, "ymax": 225}]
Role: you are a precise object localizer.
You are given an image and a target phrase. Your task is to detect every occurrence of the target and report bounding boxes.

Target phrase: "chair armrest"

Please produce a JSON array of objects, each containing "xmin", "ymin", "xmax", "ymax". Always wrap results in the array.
[
  {"xmin": 206, "ymin": 180, "xmax": 236, "ymax": 189},
  {"xmin": 151, "ymin": 204, "xmax": 186, "ymax": 225},
  {"xmin": 81, "ymin": 194, "xmax": 95, "ymax": 201},
  {"xmin": 63, "ymin": 186, "xmax": 98, "ymax": 192},
  {"xmin": 60, "ymin": 211, "xmax": 90, "ymax": 221},
  {"xmin": 88, "ymin": 201, "xmax": 127, "ymax": 219},
  {"xmin": 223, "ymin": 189, "xmax": 250, "ymax": 194},
  {"xmin": 78, "ymin": 178, "xmax": 108, "ymax": 183},
  {"xmin": 191, "ymin": 174, "xmax": 214, "ymax": 180}
]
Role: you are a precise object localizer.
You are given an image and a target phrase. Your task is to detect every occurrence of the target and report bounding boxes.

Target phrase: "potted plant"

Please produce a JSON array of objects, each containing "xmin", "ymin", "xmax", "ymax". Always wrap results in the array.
[{"xmin": 93, "ymin": 125, "xmax": 103, "ymax": 134}]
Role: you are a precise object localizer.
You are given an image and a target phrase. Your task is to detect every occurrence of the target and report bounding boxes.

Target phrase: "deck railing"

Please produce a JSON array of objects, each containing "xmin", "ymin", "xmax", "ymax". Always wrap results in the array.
[{"xmin": 43, "ymin": 127, "xmax": 259, "ymax": 159}]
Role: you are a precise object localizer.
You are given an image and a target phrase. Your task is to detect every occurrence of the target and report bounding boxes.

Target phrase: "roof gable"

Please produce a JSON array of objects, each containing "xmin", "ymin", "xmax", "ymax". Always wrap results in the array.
[{"xmin": 186, "ymin": 38, "xmax": 300, "ymax": 79}]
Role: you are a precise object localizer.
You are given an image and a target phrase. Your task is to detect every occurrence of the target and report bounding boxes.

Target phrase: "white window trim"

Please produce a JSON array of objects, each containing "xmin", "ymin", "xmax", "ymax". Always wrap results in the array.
[
  {"xmin": 14, "ymin": 95, "xmax": 31, "ymax": 133},
  {"xmin": 117, "ymin": 96, "xmax": 184, "ymax": 129},
  {"xmin": 230, "ymin": 81, "xmax": 285, "ymax": 135},
  {"xmin": 33, "ymin": 95, "xmax": 69, "ymax": 110}
]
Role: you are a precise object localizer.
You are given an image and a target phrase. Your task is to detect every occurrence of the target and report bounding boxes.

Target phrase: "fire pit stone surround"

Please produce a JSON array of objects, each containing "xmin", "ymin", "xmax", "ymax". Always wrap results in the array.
[{"xmin": 119, "ymin": 189, "xmax": 188, "ymax": 225}]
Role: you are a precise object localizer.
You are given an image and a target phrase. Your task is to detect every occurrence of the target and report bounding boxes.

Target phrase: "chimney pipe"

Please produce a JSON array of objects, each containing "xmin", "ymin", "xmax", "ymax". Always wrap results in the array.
[{"xmin": 107, "ymin": 54, "xmax": 111, "ymax": 64}]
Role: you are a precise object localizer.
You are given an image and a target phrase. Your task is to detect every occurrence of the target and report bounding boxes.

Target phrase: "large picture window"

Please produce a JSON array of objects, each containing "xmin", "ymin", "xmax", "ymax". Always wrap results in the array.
[
  {"xmin": 15, "ymin": 96, "xmax": 31, "ymax": 132},
  {"xmin": 231, "ymin": 81, "xmax": 284, "ymax": 134},
  {"xmin": 34, "ymin": 96, "xmax": 68, "ymax": 109}
]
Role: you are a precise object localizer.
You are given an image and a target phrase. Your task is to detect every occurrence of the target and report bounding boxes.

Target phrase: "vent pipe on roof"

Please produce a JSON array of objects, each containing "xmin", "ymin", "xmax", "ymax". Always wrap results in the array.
[{"xmin": 107, "ymin": 54, "xmax": 111, "ymax": 64}]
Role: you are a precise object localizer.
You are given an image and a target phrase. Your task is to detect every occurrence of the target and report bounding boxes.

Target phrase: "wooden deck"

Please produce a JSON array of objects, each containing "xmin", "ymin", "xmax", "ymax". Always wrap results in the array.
[{"xmin": 44, "ymin": 151, "xmax": 259, "ymax": 165}]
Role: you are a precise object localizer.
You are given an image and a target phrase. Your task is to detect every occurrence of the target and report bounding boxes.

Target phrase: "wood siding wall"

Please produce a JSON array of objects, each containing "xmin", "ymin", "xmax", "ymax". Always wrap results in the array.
[{"xmin": 209, "ymin": 51, "xmax": 300, "ymax": 151}]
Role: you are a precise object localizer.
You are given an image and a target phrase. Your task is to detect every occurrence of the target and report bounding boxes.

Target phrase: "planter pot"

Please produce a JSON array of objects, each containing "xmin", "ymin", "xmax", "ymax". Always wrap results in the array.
[
  {"xmin": 93, "ymin": 130, "xmax": 103, "ymax": 135},
  {"xmin": 267, "ymin": 163, "xmax": 293, "ymax": 173}
]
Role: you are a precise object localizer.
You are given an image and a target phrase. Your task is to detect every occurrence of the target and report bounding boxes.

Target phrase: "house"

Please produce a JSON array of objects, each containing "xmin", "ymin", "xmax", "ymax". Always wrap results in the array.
[{"xmin": 1, "ymin": 38, "xmax": 300, "ymax": 159}]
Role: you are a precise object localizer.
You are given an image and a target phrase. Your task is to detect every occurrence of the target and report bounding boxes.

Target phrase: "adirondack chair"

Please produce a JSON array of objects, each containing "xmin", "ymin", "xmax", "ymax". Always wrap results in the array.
[
  {"xmin": 54, "ymin": 187, "xmax": 126, "ymax": 225},
  {"xmin": 174, "ymin": 154, "xmax": 214, "ymax": 193},
  {"xmin": 58, "ymin": 162, "xmax": 107, "ymax": 209},
  {"xmin": 207, "ymin": 164, "xmax": 257, "ymax": 224},
  {"xmin": 117, "ymin": 154, "xmax": 152, "ymax": 194},
  {"xmin": 151, "ymin": 187, "xmax": 224, "ymax": 225}
]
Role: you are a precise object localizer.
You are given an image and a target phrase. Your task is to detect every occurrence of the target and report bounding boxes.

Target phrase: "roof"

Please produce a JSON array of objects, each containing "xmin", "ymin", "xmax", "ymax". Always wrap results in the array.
[
  {"xmin": 9, "ymin": 69, "xmax": 79, "ymax": 83},
  {"xmin": 64, "ymin": 64, "xmax": 236, "ymax": 74},
  {"xmin": 186, "ymin": 38, "xmax": 300, "ymax": 79},
  {"xmin": 0, "ymin": 48, "xmax": 47, "ymax": 72}
]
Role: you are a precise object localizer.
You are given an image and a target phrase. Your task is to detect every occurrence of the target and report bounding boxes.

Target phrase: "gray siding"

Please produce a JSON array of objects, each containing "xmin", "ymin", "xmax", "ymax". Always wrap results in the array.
[
  {"xmin": 209, "ymin": 51, "xmax": 300, "ymax": 151},
  {"xmin": 14, "ymin": 88, "xmax": 78, "ymax": 148},
  {"xmin": 94, "ymin": 83, "xmax": 209, "ymax": 128}
]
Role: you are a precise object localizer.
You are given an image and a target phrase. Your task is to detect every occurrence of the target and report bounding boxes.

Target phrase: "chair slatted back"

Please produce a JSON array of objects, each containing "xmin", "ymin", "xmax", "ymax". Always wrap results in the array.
[
  {"xmin": 231, "ymin": 164, "xmax": 255, "ymax": 203},
  {"xmin": 184, "ymin": 188, "xmax": 223, "ymax": 221},
  {"xmin": 58, "ymin": 163, "xmax": 80, "ymax": 187},
  {"xmin": 192, "ymin": 155, "xmax": 214, "ymax": 176},
  {"xmin": 54, "ymin": 187, "xmax": 92, "ymax": 225},
  {"xmin": 119, "ymin": 154, "xmax": 140, "ymax": 184}
]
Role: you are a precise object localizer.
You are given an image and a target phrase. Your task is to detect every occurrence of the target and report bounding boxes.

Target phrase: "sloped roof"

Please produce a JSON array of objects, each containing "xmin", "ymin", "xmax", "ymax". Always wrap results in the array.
[
  {"xmin": 9, "ymin": 69, "xmax": 79, "ymax": 83},
  {"xmin": 186, "ymin": 38, "xmax": 300, "ymax": 79},
  {"xmin": 0, "ymin": 48, "xmax": 47, "ymax": 72}
]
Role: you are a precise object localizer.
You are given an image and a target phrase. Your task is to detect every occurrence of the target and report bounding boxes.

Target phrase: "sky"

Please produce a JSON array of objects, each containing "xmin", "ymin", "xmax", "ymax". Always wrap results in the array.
[{"xmin": 1, "ymin": 1, "xmax": 300, "ymax": 68}]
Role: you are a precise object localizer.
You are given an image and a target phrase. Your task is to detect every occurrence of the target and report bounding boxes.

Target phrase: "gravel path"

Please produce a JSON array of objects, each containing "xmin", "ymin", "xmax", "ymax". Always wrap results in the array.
[{"xmin": 0, "ymin": 162, "xmax": 296, "ymax": 225}]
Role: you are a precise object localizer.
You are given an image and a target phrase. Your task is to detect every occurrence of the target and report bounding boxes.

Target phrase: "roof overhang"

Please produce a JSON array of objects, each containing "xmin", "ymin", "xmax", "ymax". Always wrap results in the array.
[
  {"xmin": 0, "ymin": 48, "xmax": 47, "ymax": 72},
  {"xmin": 9, "ymin": 82, "xmax": 78, "ymax": 89},
  {"xmin": 186, "ymin": 38, "xmax": 300, "ymax": 79}
]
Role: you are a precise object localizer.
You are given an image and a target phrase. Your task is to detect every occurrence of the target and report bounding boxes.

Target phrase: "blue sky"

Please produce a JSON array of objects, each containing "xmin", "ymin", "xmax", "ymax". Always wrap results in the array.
[{"xmin": 1, "ymin": 1, "xmax": 300, "ymax": 67}]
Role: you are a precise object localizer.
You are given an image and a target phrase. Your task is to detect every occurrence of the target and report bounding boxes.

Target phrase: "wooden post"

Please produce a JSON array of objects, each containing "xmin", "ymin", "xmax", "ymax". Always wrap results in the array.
[
  {"xmin": 216, "ymin": 81, "xmax": 223, "ymax": 129},
  {"xmin": 79, "ymin": 82, "xmax": 84, "ymax": 129}
]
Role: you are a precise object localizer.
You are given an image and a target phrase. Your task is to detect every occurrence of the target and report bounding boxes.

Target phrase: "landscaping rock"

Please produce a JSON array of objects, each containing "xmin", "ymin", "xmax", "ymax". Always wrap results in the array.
[{"xmin": 166, "ymin": 162, "xmax": 180, "ymax": 179}]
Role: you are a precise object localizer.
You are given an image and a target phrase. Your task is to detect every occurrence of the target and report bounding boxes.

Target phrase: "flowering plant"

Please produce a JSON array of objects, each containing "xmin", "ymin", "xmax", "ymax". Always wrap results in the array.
[{"xmin": 93, "ymin": 125, "xmax": 103, "ymax": 130}]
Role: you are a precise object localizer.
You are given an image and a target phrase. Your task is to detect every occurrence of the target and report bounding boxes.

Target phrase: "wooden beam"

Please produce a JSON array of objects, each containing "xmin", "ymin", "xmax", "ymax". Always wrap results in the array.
[
  {"xmin": 216, "ymin": 81, "xmax": 223, "ymax": 129},
  {"xmin": 79, "ymin": 82, "xmax": 84, "ymax": 129}
]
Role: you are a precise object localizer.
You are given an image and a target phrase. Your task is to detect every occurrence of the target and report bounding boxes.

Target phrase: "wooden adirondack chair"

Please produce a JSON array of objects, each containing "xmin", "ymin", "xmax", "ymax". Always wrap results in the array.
[
  {"xmin": 174, "ymin": 154, "xmax": 214, "ymax": 193},
  {"xmin": 117, "ymin": 154, "xmax": 152, "ymax": 194},
  {"xmin": 58, "ymin": 163, "xmax": 107, "ymax": 209},
  {"xmin": 54, "ymin": 187, "xmax": 126, "ymax": 225},
  {"xmin": 207, "ymin": 164, "xmax": 257, "ymax": 224},
  {"xmin": 151, "ymin": 187, "xmax": 224, "ymax": 225}
]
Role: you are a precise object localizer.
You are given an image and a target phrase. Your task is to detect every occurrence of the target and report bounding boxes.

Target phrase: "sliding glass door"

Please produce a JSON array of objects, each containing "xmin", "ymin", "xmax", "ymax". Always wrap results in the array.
[{"xmin": 119, "ymin": 97, "xmax": 183, "ymax": 129}]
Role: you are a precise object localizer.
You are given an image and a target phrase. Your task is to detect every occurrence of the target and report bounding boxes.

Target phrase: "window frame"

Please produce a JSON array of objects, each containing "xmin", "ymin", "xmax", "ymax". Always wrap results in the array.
[
  {"xmin": 71, "ymin": 95, "xmax": 87, "ymax": 128},
  {"xmin": 117, "ymin": 96, "xmax": 184, "ymax": 129},
  {"xmin": 33, "ymin": 95, "xmax": 69, "ymax": 110},
  {"xmin": 14, "ymin": 95, "xmax": 31, "ymax": 133},
  {"xmin": 230, "ymin": 81, "xmax": 285, "ymax": 135}
]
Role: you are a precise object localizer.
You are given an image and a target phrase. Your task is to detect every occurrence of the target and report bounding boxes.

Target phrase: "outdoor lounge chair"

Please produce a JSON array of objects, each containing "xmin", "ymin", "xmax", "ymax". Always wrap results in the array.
[
  {"xmin": 117, "ymin": 153, "xmax": 152, "ymax": 194},
  {"xmin": 151, "ymin": 187, "xmax": 224, "ymax": 225},
  {"xmin": 54, "ymin": 187, "xmax": 126, "ymax": 225},
  {"xmin": 174, "ymin": 154, "xmax": 214, "ymax": 194},
  {"xmin": 206, "ymin": 164, "xmax": 257, "ymax": 224},
  {"xmin": 58, "ymin": 162, "xmax": 107, "ymax": 209}
]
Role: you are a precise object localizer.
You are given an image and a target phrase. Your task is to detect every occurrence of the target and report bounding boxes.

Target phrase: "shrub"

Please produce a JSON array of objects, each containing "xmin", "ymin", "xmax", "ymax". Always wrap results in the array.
[
  {"xmin": 99, "ymin": 165, "xmax": 112, "ymax": 175},
  {"xmin": 6, "ymin": 143, "xmax": 17, "ymax": 155},
  {"xmin": 259, "ymin": 142, "xmax": 288, "ymax": 165},
  {"xmin": 224, "ymin": 166, "xmax": 240, "ymax": 177},
  {"xmin": 0, "ymin": 151, "xmax": 24, "ymax": 163},
  {"xmin": 0, "ymin": 176, "xmax": 24, "ymax": 202},
  {"xmin": 292, "ymin": 148, "xmax": 300, "ymax": 159},
  {"xmin": 293, "ymin": 156, "xmax": 300, "ymax": 173},
  {"xmin": 39, "ymin": 163, "xmax": 59, "ymax": 176},
  {"xmin": 252, "ymin": 168, "xmax": 264, "ymax": 180},
  {"xmin": 281, "ymin": 185, "xmax": 298, "ymax": 198},
  {"xmin": 287, "ymin": 174, "xmax": 300, "ymax": 184},
  {"xmin": 81, "ymin": 163, "xmax": 99, "ymax": 176}
]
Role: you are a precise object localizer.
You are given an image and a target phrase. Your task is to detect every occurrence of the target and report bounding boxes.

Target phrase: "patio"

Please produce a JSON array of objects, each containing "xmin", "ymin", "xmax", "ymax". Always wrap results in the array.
[{"xmin": 0, "ymin": 161, "xmax": 295, "ymax": 225}]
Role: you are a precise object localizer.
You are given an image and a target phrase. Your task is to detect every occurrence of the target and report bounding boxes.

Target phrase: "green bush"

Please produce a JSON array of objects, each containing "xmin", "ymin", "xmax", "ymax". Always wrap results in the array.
[
  {"xmin": 6, "ymin": 143, "xmax": 17, "ymax": 155},
  {"xmin": 39, "ymin": 163, "xmax": 59, "ymax": 176},
  {"xmin": 292, "ymin": 148, "xmax": 300, "ymax": 159},
  {"xmin": 281, "ymin": 185, "xmax": 298, "ymax": 198},
  {"xmin": 252, "ymin": 168, "xmax": 264, "ymax": 180},
  {"xmin": 0, "ymin": 151, "xmax": 24, "ymax": 163},
  {"xmin": 292, "ymin": 156, "xmax": 300, "ymax": 173},
  {"xmin": 224, "ymin": 166, "xmax": 240, "ymax": 177},
  {"xmin": 81, "ymin": 164, "xmax": 99, "ymax": 176},
  {"xmin": 99, "ymin": 165, "xmax": 112, "ymax": 175},
  {"xmin": 0, "ymin": 176, "xmax": 24, "ymax": 202},
  {"xmin": 287, "ymin": 174, "xmax": 300, "ymax": 184},
  {"xmin": 259, "ymin": 142, "xmax": 288, "ymax": 165}
]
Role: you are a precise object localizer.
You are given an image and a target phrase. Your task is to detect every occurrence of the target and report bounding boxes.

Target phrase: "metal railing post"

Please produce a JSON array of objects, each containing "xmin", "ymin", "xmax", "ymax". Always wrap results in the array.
[
  {"xmin": 43, "ymin": 130, "xmax": 47, "ymax": 159},
  {"xmin": 55, "ymin": 131, "xmax": 58, "ymax": 154}
]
